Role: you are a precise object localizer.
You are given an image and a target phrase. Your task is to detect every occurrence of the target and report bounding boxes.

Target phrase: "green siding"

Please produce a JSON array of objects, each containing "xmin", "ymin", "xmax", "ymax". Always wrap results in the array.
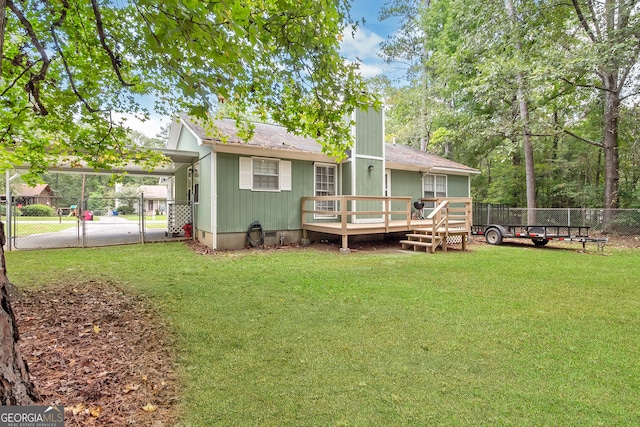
[
  {"xmin": 356, "ymin": 158, "xmax": 383, "ymax": 197},
  {"xmin": 194, "ymin": 154, "xmax": 212, "ymax": 232},
  {"xmin": 341, "ymin": 162, "xmax": 352, "ymax": 195},
  {"xmin": 389, "ymin": 170, "xmax": 423, "ymax": 219},
  {"xmin": 355, "ymin": 107, "xmax": 384, "ymax": 158},
  {"xmin": 175, "ymin": 126, "xmax": 199, "ymax": 151},
  {"xmin": 174, "ymin": 166, "xmax": 189, "ymax": 201},
  {"xmin": 216, "ymin": 153, "xmax": 316, "ymax": 233},
  {"xmin": 389, "ymin": 170, "xmax": 423, "ymax": 199},
  {"xmin": 173, "ymin": 125, "xmax": 214, "ymax": 232},
  {"xmin": 447, "ymin": 174, "xmax": 470, "ymax": 197}
]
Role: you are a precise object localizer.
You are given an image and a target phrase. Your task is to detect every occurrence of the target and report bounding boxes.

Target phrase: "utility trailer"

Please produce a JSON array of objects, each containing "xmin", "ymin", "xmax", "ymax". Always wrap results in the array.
[{"xmin": 472, "ymin": 224, "xmax": 608, "ymax": 250}]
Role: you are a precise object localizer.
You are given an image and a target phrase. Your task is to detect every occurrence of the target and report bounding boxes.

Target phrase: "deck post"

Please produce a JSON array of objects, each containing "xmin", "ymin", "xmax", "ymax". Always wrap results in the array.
[{"xmin": 340, "ymin": 234, "xmax": 350, "ymax": 254}]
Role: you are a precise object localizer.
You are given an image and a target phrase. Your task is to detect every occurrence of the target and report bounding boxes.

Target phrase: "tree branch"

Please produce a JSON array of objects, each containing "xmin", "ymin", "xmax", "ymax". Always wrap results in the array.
[
  {"xmin": 50, "ymin": 29, "xmax": 99, "ymax": 113},
  {"xmin": 571, "ymin": 0, "xmax": 599, "ymax": 42},
  {"xmin": 0, "ymin": 0, "xmax": 6, "ymax": 75},
  {"xmin": 90, "ymin": 0, "xmax": 135, "ymax": 87},
  {"xmin": 563, "ymin": 128, "xmax": 603, "ymax": 148},
  {"xmin": 0, "ymin": 58, "xmax": 41, "ymax": 97},
  {"xmin": 586, "ymin": 0, "xmax": 602, "ymax": 40},
  {"xmin": 560, "ymin": 76, "xmax": 615, "ymax": 93},
  {"xmin": 7, "ymin": 0, "xmax": 51, "ymax": 115}
]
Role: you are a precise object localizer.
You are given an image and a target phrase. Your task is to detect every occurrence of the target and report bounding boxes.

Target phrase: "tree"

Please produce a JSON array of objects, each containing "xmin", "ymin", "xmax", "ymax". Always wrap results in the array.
[
  {"xmin": 563, "ymin": 0, "xmax": 640, "ymax": 210},
  {"xmin": 1, "ymin": 0, "xmax": 375, "ymax": 404}
]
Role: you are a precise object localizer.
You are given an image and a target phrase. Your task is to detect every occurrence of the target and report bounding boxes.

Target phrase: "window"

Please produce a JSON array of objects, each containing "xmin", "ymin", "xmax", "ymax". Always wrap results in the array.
[
  {"xmin": 239, "ymin": 157, "xmax": 291, "ymax": 192},
  {"xmin": 314, "ymin": 164, "xmax": 337, "ymax": 217},
  {"xmin": 423, "ymin": 174, "xmax": 447, "ymax": 208},
  {"xmin": 253, "ymin": 158, "xmax": 279, "ymax": 190},
  {"xmin": 188, "ymin": 164, "xmax": 200, "ymax": 203}
]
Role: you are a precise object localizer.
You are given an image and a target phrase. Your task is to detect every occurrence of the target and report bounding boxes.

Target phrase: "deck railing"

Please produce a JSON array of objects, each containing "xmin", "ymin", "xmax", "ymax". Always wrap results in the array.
[
  {"xmin": 301, "ymin": 195, "xmax": 413, "ymax": 233},
  {"xmin": 421, "ymin": 197, "xmax": 473, "ymax": 231}
]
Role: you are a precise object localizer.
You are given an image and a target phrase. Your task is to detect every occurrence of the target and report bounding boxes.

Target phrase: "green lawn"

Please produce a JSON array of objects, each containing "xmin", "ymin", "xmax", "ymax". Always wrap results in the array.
[
  {"xmin": 11, "ymin": 221, "xmax": 78, "ymax": 236},
  {"xmin": 7, "ymin": 242, "xmax": 640, "ymax": 426}
]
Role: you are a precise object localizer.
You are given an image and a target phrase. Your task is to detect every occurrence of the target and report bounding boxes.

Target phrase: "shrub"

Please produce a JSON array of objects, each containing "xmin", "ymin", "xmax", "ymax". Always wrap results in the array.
[
  {"xmin": 116, "ymin": 205, "xmax": 136, "ymax": 215},
  {"xmin": 19, "ymin": 204, "xmax": 55, "ymax": 217}
]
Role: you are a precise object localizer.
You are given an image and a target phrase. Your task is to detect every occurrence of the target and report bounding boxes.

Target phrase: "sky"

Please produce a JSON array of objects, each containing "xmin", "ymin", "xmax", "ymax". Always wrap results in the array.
[{"xmin": 128, "ymin": 1, "xmax": 402, "ymax": 138}]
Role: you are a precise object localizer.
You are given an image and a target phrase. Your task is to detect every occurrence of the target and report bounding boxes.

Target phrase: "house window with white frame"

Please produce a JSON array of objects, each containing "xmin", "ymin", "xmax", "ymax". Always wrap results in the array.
[
  {"xmin": 239, "ymin": 157, "xmax": 291, "ymax": 192},
  {"xmin": 423, "ymin": 174, "xmax": 447, "ymax": 207},
  {"xmin": 253, "ymin": 158, "xmax": 279, "ymax": 190},
  {"xmin": 314, "ymin": 163, "xmax": 337, "ymax": 217}
]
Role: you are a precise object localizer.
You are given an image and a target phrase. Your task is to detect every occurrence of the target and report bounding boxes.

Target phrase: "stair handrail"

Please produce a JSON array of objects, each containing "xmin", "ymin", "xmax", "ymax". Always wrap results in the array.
[{"xmin": 426, "ymin": 199, "xmax": 449, "ymax": 236}]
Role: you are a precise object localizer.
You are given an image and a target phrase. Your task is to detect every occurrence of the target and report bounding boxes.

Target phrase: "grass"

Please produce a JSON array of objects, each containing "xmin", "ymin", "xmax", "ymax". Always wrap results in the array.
[
  {"xmin": 7, "ymin": 242, "xmax": 640, "ymax": 426},
  {"xmin": 119, "ymin": 214, "xmax": 168, "ymax": 222},
  {"xmin": 11, "ymin": 222, "xmax": 78, "ymax": 236},
  {"xmin": 10, "ymin": 216, "xmax": 78, "ymax": 222}
]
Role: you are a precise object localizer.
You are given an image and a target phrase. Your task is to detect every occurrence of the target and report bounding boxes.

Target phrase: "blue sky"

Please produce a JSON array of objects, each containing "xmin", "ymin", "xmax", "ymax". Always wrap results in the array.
[
  {"xmin": 128, "ymin": 1, "xmax": 402, "ymax": 138},
  {"xmin": 342, "ymin": 0, "xmax": 406, "ymax": 80}
]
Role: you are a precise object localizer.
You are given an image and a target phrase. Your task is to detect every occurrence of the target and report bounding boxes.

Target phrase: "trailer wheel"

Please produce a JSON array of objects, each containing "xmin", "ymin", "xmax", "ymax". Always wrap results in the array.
[
  {"xmin": 532, "ymin": 238, "xmax": 549, "ymax": 247},
  {"xmin": 485, "ymin": 228, "xmax": 503, "ymax": 245}
]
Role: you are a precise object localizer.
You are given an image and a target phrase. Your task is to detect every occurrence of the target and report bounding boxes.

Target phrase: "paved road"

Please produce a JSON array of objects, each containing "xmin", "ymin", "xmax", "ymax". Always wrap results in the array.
[{"xmin": 9, "ymin": 216, "xmax": 186, "ymax": 250}]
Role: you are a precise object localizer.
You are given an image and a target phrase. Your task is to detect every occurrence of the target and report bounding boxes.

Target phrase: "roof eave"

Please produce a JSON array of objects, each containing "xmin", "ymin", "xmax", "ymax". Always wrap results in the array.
[{"xmin": 210, "ymin": 140, "xmax": 339, "ymax": 163}]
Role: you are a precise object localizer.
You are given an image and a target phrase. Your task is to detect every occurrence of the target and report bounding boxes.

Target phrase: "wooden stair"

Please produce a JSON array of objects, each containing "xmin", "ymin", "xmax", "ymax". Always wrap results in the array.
[
  {"xmin": 400, "ymin": 232, "xmax": 443, "ymax": 253},
  {"xmin": 400, "ymin": 198, "xmax": 472, "ymax": 253}
]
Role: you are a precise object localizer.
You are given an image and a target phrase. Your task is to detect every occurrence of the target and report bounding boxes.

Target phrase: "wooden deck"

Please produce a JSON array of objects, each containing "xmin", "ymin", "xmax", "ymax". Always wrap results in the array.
[{"xmin": 301, "ymin": 196, "xmax": 472, "ymax": 252}]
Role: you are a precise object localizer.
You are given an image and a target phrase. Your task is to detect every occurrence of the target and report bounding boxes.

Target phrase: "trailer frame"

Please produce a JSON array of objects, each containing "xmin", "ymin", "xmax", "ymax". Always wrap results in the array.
[{"xmin": 472, "ymin": 224, "xmax": 608, "ymax": 250}]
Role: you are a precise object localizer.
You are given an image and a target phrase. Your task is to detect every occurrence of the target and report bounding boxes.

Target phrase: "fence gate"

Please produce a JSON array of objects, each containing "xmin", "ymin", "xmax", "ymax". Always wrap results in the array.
[{"xmin": 1, "ymin": 196, "xmax": 192, "ymax": 250}]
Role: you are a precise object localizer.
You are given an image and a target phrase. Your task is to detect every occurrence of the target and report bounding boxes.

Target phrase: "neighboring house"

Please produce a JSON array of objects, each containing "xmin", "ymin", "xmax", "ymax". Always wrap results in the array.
[
  {"xmin": 166, "ymin": 108, "xmax": 480, "ymax": 250},
  {"xmin": 13, "ymin": 184, "xmax": 56, "ymax": 206},
  {"xmin": 139, "ymin": 185, "xmax": 168, "ymax": 215}
]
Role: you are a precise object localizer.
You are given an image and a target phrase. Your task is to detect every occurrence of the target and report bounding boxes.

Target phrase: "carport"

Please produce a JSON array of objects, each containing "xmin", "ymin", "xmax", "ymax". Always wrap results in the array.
[{"xmin": 3, "ymin": 149, "xmax": 199, "ymax": 250}]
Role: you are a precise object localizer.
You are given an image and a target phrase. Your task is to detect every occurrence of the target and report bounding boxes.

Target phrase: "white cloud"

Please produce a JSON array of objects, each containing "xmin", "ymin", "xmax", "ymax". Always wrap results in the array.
[{"xmin": 341, "ymin": 26, "xmax": 385, "ymax": 64}]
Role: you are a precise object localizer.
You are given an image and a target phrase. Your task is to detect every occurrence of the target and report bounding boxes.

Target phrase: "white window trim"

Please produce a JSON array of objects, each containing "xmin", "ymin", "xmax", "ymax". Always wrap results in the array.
[
  {"xmin": 314, "ymin": 162, "xmax": 338, "ymax": 219},
  {"xmin": 422, "ymin": 174, "xmax": 447, "ymax": 211},
  {"xmin": 239, "ymin": 157, "xmax": 291, "ymax": 192}
]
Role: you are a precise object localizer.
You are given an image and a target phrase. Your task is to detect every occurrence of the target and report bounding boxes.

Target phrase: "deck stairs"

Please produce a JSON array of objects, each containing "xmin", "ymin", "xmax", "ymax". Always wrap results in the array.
[{"xmin": 400, "ymin": 198, "xmax": 472, "ymax": 253}]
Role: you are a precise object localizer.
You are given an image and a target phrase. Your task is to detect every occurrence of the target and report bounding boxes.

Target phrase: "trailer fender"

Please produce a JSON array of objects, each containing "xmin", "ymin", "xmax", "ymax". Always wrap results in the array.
[{"xmin": 484, "ymin": 225, "xmax": 506, "ymax": 245}]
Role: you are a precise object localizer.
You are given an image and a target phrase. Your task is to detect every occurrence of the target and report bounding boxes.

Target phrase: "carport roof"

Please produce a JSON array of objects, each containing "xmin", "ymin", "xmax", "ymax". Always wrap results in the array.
[{"xmin": 12, "ymin": 148, "xmax": 199, "ymax": 177}]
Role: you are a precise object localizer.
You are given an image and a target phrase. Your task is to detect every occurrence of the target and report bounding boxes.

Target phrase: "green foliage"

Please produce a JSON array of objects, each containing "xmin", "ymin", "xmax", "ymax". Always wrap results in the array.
[
  {"xmin": 1, "ymin": 0, "xmax": 376, "ymax": 183},
  {"xmin": 380, "ymin": 0, "xmax": 640, "ymax": 208},
  {"xmin": 19, "ymin": 204, "xmax": 55, "ymax": 217},
  {"xmin": 115, "ymin": 205, "xmax": 135, "ymax": 215}
]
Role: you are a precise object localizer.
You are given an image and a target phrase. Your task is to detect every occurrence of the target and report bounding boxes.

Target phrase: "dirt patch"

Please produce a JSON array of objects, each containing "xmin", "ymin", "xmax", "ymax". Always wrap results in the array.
[{"xmin": 13, "ymin": 281, "xmax": 180, "ymax": 426}]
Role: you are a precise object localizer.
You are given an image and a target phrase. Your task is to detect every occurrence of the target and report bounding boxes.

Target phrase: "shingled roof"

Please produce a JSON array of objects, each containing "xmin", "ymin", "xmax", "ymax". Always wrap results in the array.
[
  {"xmin": 15, "ymin": 184, "xmax": 53, "ymax": 197},
  {"xmin": 177, "ymin": 114, "xmax": 479, "ymax": 174}
]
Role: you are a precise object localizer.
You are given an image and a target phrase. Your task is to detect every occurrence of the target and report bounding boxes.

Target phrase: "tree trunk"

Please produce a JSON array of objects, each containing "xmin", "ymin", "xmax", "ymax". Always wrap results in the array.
[
  {"xmin": 505, "ymin": 0, "xmax": 536, "ymax": 223},
  {"xmin": 602, "ymin": 77, "xmax": 620, "ymax": 210},
  {"xmin": 0, "ymin": 221, "xmax": 39, "ymax": 405}
]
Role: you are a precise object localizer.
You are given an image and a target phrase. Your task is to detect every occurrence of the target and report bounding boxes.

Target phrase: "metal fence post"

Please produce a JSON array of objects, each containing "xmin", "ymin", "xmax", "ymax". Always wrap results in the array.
[
  {"xmin": 4, "ymin": 170, "xmax": 11, "ymax": 251},
  {"xmin": 140, "ymin": 194, "xmax": 145, "ymax": 244}
]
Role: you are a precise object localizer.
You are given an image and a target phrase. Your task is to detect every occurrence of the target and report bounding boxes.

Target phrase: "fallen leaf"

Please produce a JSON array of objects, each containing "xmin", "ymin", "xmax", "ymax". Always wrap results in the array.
[
  {"xmin": 123, "ymin": 383, "xmax": 141, "ymax": 393},
  {"xmin": 69, "ymin": 403, "xmax": 86, "ymax": 415},
  {"xmin": 93, "ymin": 325, "xmax": 101, "ymax": 334},
  {"xmin": 142, "ymin": 403, "xmax": 157, "ymax": 413},
  {"xmin": 89, "ymin": 406, "xmax": 103, "ymax": 417},
  {"xmin": 69, "ymin": 359, "xmax": 76, "ymax": 367}
]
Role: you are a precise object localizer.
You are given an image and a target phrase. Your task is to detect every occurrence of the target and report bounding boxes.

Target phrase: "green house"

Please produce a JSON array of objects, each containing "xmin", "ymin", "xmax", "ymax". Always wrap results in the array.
[{"xmin": 166, "ymin": 108, "xmax": 479, "ymax": 250}]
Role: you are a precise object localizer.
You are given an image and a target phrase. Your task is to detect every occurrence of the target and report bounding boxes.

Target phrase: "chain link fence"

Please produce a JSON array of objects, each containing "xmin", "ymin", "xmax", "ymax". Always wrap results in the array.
[
  {"xmin": 1, "ymin": 196, "xmax": 192, "ymax": 250},
  {"xmin": 473, "ymin": 203, "xmax": 640, "ymax": 236}
]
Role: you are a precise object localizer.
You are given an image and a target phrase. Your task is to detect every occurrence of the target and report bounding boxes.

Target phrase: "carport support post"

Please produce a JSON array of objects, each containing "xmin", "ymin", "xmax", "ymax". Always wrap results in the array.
[
  {"xmin": 140, "ymin": 194, "xmax": 145, "ymax": 244},
  {"xmin": 80, "ymin": 174, "xmax": 86, "ymax": 248}
]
